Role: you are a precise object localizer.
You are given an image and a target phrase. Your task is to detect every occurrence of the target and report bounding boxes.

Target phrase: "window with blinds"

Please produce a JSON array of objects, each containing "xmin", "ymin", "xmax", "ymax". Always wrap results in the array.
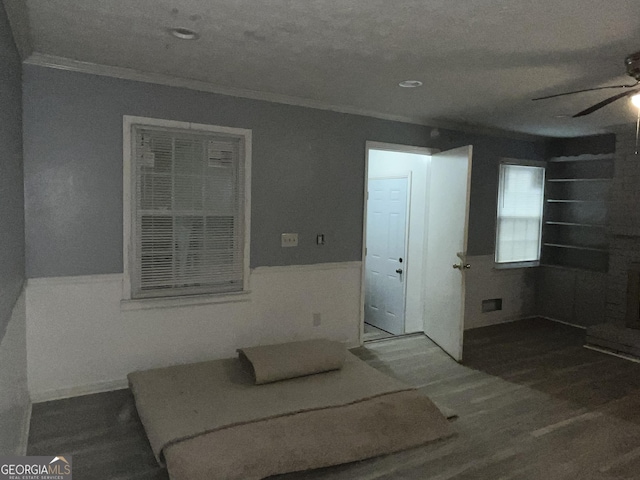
[
  {"xmin": 129, "ymin": 124, "xmax": 248, "ymax": 299},
  {"xmin": 495, "ymin": 163, "xmax": 545, "ymax": 264}
]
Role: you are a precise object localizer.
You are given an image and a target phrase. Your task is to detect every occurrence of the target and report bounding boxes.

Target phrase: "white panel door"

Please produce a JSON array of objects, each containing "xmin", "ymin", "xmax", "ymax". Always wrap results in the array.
[
  {"xmin": 365, "ymin": 177, "xmax": 408, "ymax": 335},
  {"xmin": 424, "ymin": 146, "xmax": 473, "ymax": 361}
]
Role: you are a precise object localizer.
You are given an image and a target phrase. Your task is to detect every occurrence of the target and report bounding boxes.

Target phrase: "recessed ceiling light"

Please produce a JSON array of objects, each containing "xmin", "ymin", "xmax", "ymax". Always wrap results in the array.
[
  {"xmin": 398, "ymin": 80, "xmax": 423, "ymax": 88},
  {"xmin": 169, "ymin": 27, "xmax": 199, "ymax": 40}
]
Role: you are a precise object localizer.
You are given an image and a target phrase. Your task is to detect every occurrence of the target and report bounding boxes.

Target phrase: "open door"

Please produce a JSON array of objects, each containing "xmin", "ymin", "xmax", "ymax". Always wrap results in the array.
[{"xmin": 423, "ymin": 146, "xmax": 473, "ymax": 361}]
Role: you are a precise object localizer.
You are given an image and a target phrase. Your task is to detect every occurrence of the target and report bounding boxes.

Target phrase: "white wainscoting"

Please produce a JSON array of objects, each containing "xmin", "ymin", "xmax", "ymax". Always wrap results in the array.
[
  {"xmin": 26, "ymin": 262, "xmax": 362, "ymax": 402},
  {"xmin": 0, "ymin": 287, "xmax": 31, "ymax": 454},
  {"xmin": 464, "ymin": 255, "xmax": 536, "ymax": 330}
]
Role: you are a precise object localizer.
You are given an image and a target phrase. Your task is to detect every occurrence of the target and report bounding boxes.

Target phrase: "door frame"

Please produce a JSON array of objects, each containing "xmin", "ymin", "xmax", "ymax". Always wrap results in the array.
[{"xmin": 360, "ymin": 141, "xmax": 437, "ymax": 345}]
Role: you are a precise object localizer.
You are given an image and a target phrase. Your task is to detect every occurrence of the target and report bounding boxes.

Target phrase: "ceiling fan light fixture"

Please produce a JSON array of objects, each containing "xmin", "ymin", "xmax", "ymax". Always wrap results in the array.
[
  {"xmin": 398, "ymin": 80, "xmax": 423, "ymax": 88},
  {"xmin": 169, "ymin": 27, "xmax": 199, "ymax": 40}
]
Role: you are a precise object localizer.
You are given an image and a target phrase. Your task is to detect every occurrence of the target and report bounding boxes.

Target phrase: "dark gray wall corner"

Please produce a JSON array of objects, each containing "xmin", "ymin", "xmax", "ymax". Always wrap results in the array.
[
  {"xmin": 0, "ymin": 0, "xmax": 25, "ymax": 339},
  {"xmin": 548, "ymin": 133, "xmax": 616, "ymax": 157},
  {"xmin": 0, "ymin": 0, "xmax": 29, "ymax": 457},
  {"xmin": 22, "ymin": 65, "xmax": 546, "ymax": 278}
]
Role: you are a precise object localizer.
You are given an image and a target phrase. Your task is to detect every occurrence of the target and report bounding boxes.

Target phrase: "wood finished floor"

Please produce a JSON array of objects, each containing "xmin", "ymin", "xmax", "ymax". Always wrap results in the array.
[
  {"xmin": 27, "ymin": 318, "xmax": 640, "ymax": 479},
  {"xmin": 363, "ymin": 322, "xmax": 395, "ymax": 342}
]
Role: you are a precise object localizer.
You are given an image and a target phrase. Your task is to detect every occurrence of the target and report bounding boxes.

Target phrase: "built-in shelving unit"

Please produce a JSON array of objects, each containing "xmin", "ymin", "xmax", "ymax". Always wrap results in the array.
[{"xmin": 541, "ymin": 154, "xmax": 614, "ymax": 272}]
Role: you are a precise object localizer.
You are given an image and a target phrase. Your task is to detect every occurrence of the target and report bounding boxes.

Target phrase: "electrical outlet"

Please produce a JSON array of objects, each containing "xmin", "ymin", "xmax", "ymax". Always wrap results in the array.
[
  {"xmin": 313, "ymin": 313, "xmax": 321, "ymax": 326},
  {"xmin": 281, "ymin": 233, "xmax": 298, "ymax": 247}
]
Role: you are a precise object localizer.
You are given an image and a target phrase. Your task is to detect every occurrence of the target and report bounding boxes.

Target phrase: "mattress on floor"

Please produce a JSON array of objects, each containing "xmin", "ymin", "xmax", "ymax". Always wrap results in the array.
[{"xmin": 128, "ymin": 351, "xmax": 454, "ymax": 480}]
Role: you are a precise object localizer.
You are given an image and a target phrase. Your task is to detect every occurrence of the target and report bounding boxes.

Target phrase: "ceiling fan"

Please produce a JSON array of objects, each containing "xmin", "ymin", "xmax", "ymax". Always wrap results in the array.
[{"xmin": 533, "ymin": 51, "xmax": 640, "ymax": 117}]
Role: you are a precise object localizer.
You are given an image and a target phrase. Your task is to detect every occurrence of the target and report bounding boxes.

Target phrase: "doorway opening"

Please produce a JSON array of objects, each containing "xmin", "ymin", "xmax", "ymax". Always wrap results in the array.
[{"xmin": 361, "ymin": 142, "xmax": 473, "ymax": 361}]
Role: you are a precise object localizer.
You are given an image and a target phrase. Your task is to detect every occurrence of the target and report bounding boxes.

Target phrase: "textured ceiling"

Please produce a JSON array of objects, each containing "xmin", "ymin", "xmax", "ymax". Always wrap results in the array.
[{"xmin": 18, "ymin": 0, "xmax": 640, "ymax": 137}]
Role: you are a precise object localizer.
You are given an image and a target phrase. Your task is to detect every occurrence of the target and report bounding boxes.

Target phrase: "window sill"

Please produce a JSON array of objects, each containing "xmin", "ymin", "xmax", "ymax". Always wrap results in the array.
[
  {"xmin": 120, "ymin": 290, "xmax": 251, "ymax": 311},
  {"xmin": 493, "ymin": 261, "xmax": 540, "ymax": 270}
]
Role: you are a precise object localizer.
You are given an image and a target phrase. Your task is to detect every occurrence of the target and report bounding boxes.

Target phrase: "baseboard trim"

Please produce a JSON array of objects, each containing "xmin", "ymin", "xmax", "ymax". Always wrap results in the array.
[
  {"xmin": 465, "ymin": 314, "xmax": 538, "ymax": 331},
  {"xmin": 584, "ymin": 344, "xmax": 640, "ymax": 364},
  {"xmin": 31, "ymin": 379, "xmax": 129, "ymax": 404},
  {"xmin": 539, "ymin": 316, "xmax": 587, "ymax": 330},
  {"xmin": 17, "ymin": 402, "xmax": 32, "ymax": 455},
  {"xmin": 466, "ymin": 315, "xmax": 588, "ymax": 331}
]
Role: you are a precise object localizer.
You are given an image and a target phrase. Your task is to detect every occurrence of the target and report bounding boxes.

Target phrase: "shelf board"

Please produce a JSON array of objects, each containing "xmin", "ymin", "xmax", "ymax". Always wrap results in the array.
[
  {"xmin": 546, "ymin": 199, "xmax": 605, "ymax": 203},
  {"xmin": 544, "ymin": 221, "xmax": 607, "ymax": 228},
  {"xmin": 548, "ymin": 154, "xmax": 615, "ymax": 163},
  {"xmin": 547, "ymin": 178, "xmax": 611, "ymax": 183},
  {"xmin": 540, "ymin": 263, "xmax": 608, "ymax": 273},
  {"xmin": 539, "ymin": 263, "xmax": 608, "ymax": 273},
  {"xmin": 543, "ymin": 242, "xmax": 608, "ymax": 253}
]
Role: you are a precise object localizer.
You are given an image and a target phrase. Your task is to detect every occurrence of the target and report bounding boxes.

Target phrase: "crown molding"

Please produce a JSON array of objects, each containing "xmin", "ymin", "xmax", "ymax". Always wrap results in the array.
[
  {"xmin": 24, "ymin": 52, "xmax": 545, "ymax": 142},
  {"xmin": 3, "ymin": 0, "xmax": 33, "ymax": 59},
  {"xmin": 24, "ymin": 53, "xmax": 432, "ymax": 125}
]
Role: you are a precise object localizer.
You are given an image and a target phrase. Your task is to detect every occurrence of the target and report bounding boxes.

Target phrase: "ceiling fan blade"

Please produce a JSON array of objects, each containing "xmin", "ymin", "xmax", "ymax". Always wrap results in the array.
[
  {"xmin": 573, "ymin": 89, "xmax": 640, "ymax": 117},
  {"xmin": 533, "ymin": 82, "xmax": 639, "ymax": 101}
]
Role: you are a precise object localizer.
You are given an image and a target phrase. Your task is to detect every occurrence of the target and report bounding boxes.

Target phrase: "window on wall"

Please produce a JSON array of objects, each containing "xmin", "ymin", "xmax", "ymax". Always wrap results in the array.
[
  {"xmin": 124, "ymin": 117, "xmax": 251, "ymax": 300},
  {"xmin": 495, "ymin": 162, "xmax": 545, "ymax": 265}
]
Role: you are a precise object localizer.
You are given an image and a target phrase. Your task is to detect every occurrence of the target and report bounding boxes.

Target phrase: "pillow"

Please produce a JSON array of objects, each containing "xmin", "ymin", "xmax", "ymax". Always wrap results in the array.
[{"xmin": 237, "ymin": 339, "xmax": 347, "ymax": 384}]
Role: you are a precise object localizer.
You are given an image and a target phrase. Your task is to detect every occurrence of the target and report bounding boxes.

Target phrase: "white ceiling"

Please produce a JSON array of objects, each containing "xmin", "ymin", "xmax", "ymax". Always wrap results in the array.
[{"xmin": 13, "ymin": 0, "xmax": 640, "ymax": 137}]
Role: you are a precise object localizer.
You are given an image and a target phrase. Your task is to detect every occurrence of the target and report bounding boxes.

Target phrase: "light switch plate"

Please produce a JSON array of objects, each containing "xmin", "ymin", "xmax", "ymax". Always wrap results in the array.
[{"xmin": 281, "ymin": 233, "xmax": 298, "ymax": 247}]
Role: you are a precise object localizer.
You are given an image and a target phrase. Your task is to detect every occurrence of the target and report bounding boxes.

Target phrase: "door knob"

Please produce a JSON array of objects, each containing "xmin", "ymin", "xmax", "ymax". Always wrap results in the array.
[
  {"xmin": 396, "ymin": 268, "xmax": 403, "ymax": 274},
  {"xmin": 453, "ymin": 263, "xmax": 471, "ymax": 270}
]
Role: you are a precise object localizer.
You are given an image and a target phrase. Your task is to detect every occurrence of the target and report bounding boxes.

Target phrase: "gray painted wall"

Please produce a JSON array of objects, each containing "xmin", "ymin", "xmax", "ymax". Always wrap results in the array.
[
  {"xmin": 23, "ymin": 65, "xmax": 546, "ymax": 278},
  {"xmin": 0, "ymin": 0, "xmax": 28, "ymax": 456},
  {"xmin": 0, "ymin": 0, "xmax": 24, "ymax": 339}
]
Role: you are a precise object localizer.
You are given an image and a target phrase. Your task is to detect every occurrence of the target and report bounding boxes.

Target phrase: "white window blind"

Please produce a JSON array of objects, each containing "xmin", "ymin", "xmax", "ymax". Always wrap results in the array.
[
  {"xmin": 131, "ymin": 125, "xmax": 246, "ymax": 298},
  {"xmin": 495, "ymin": 163, "xmax": 545, "ymax": 264}
]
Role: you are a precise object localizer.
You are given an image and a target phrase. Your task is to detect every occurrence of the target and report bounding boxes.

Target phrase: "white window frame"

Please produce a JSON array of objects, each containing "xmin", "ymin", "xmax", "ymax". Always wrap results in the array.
[
  {"xmin": 494, "ymin": 158, "xmax": 546, "ymax": 269},
  {"xmin": 122, "ymin": 115, "xmax": 252, "ymax": 307}
]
